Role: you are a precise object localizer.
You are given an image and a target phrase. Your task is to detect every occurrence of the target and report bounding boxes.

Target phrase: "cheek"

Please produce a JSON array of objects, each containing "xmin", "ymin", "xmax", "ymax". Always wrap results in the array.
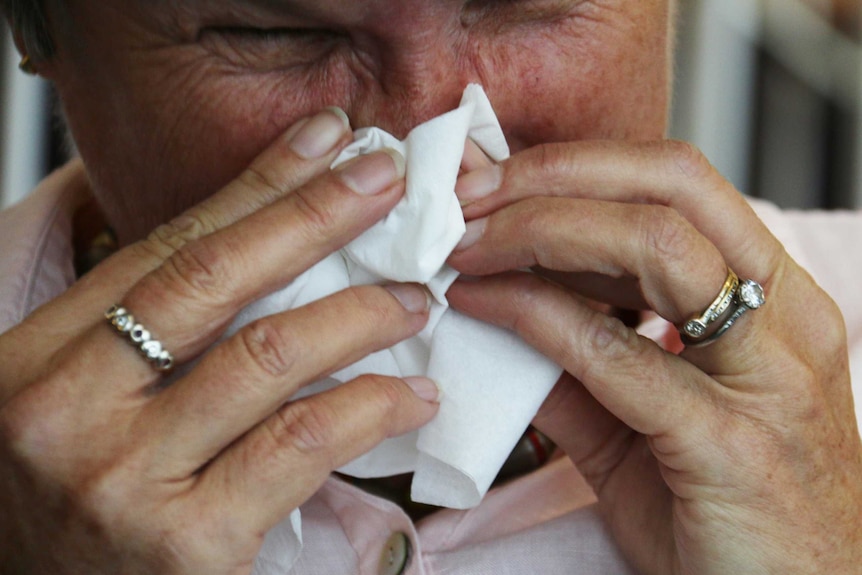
[
  {"xmin": 128, "ymin": 72, "xmax": 330, "ymax": 206},
  {"xmin": 66, "ymin": 57, "xmax": 356, "ymax": 232},
  {"xmin": 479, "ymin": 16, "xmax": 669, "ymax": 149}
]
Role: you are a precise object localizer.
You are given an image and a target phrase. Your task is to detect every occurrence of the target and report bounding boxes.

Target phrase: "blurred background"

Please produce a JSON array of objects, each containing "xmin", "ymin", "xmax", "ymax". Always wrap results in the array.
[
  {"xmin": 1, "ymin": 0, "xmax": 861, "ymax": 210},
  {"xmin": 673, "ymin": 0, "xmax": 862, "ymax": 210}
]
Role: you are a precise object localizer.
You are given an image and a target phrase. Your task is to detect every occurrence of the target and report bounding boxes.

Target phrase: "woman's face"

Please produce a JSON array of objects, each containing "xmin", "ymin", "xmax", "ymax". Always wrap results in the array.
[{"xmin": 42, "ymin": 0, "xmax": 672, "ymax": 242}]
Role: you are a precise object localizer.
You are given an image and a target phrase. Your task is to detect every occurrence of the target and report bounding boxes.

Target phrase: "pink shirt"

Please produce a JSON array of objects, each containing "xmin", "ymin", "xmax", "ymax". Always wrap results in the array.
[{"xmin": 2, "ymin": 162, "xmax": 861, "ymax": 575}]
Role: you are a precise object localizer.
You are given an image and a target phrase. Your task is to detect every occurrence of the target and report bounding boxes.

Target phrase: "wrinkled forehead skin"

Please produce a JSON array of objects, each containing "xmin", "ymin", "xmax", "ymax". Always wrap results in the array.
[{"xmin": 41, "ymin": 0, "xmax": 675, "ymax": 242}]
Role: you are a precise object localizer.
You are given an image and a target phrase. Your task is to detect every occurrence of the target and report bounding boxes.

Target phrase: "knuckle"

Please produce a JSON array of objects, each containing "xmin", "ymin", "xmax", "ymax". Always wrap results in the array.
[
  {"xmin": 662, "ymin": 139, "xmax": 715, "ymax": 180},
  {"xmin": 815, "ymin": 297, "xmax": 848, "ymax": 355},
  {"xmin": 0, "ymin": 403, "xmax": 35, "ymax": 465},
  {"xmin": 145, "ymin": 213, "xmax": 211, "ymax": 257},
  {"xmin": 532, "ymin": 143, "xmax": 566, "ymax": 176},
  {"xmin": 157, "ymin": 239, "xmax": 233, "ymax": 301},
  {"xmin": 268, "ymin": 401, "xmax": 338, "ymax": 461},
  {"xmin": 791, "ymin": 365, "xmax": 825, "ymax": 422},
  {"xmin": 361, "ymin": 375, "xmax": 405, "ymax": 418},
  {"xmin": 732, "ymin": 353, "xmax": 825, "ymax": 438},
  {"xmin": 521, "ymin": 143, "xmax": 575, "ymax": 189},
  {"xmin": 75, "ymin": 467, "xmax": 132, "ymax": 527},
  {"xmin": 583, "ymin": 312, "xmax": 642, "ymax": 364},
  {"xmin": 761, "ymin": 355, "xmax": 824, "ymax": 423},
  {"xmin": 237, "ymin": 318, "xmax": 299, "ymax": 379},
  {"xmin": 517, "ymin": 199, "xmax": 569, "ymax": 269},
  {"xmin": 0, "ymin": 382, "xmax": 69, "ymax": 475},
  {"xmin": 641, "ymin": 205, "xmax": 696, "ymax": 266},
  {"xmin": 237, "ymin": 165, "xmax": 286, "ymax": 203},
  {"xmin": 291, "ymin": 186, "xmax": 342, "ymax": 245}
]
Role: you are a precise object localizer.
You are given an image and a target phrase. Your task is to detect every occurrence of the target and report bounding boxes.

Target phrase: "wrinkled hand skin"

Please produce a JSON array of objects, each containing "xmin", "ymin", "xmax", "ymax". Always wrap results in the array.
[
  {"xmin": 0, "ymin": 112, "xmax": 438, "ymax": 574},
  {"xmin": 448, "ymin": 139, "xmax": 862, "ymax": 574}
]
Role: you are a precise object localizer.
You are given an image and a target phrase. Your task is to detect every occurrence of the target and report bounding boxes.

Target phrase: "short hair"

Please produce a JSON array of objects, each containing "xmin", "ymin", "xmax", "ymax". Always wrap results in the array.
[{"xmin": 2, "ymin": 0, "xmax": 54, "ymax": 59}]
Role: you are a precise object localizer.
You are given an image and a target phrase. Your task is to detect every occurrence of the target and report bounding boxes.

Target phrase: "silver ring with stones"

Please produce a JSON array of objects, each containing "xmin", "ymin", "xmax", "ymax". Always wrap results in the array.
[
  {"xmin": 682, "ymin": 278, "xmax": 766, "ymax": 348},
  {"xmin": 679, "ymin": 268, "xmax": 740, "ymax": 342},
  {"xmin": 105, "ymin": 305, "xmax": 175, "ymax": 372}
]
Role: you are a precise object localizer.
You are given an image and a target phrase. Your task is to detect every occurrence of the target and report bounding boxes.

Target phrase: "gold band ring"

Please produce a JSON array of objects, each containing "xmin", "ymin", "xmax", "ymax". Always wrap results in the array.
[
  {"xmin": 679, "ymin": 268, "xmax": 739, "ymax": 341},
  {"xmin": 681, "ymin": 279, "xmax": 766, "ymax": 348}
]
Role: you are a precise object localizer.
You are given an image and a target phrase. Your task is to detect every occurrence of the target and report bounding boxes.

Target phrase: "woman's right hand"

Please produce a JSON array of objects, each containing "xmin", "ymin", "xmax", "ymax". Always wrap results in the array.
[{"xmin": 0, "ymin": 109, "xmax": 439, "ymax": 574}]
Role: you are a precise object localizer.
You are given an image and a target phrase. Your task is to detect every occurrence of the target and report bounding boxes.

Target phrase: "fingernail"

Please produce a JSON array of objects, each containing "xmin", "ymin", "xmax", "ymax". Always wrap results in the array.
[
  {"xmin": 456, "ymin": 164, "xmax": 502, "ymax": 206},
  {"xmin": 455, "ymin": 217, "xmax": 487, "ymax": 251},
  {"xmin": 289, "ymin": 107, "xmax": 350, "ymax": 159},
  {"xmin": 404, "ymin": 376, "xmax": 440, "ymax": 402},
  {"xmin": 337, "ymin": 148, "xmax": 405, "ymax": 196},
  {"xmin": 384, "ymin": 283, "xmax": 432, "ymax": 313}
]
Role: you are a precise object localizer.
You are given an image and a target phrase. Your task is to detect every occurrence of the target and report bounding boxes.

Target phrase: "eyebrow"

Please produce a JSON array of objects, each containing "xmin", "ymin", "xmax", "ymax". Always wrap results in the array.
[
  {"xmin": 192, "ymin": 0, "xmax": 349, "ymax": 21},
  {"xmin": 154, "ymin": 0, "xmax": 342, "ymax": 37}
]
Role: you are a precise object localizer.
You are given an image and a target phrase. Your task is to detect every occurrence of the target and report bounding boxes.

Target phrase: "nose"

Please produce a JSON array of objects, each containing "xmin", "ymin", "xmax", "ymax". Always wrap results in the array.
[
  {"xmin": 338, "ymin": 9, "xmax": 557, "ymax": 153},
  {"xmin": 343, "ymin": 9, "xmax": 483, "ymax": 138}
]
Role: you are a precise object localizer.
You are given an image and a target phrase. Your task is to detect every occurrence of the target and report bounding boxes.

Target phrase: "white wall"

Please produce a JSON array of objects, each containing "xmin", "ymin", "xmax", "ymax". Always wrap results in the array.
[
  {"xmin": 673, "ymin": 0, "xmax": 862, "ymax": 208},
  {"xmin": 0, "ymin": 27, "xmax": 51, "ymax": 209},
  {"xmin": 672, "ymin": 0, "xmax": 762, "ymax": 195}
]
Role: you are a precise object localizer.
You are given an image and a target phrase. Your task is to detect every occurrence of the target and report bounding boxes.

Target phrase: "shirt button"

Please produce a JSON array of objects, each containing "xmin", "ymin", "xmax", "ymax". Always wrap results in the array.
[{"xmin": 378, "ymin": 531, "xmax": 411, "ymax": 575}]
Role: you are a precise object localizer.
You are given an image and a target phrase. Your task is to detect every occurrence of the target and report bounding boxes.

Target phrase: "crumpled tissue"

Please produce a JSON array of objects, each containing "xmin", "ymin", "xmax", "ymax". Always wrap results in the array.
[{"xmin": 246, "ymin": 84, "xmax": 563, "ymax": 573}]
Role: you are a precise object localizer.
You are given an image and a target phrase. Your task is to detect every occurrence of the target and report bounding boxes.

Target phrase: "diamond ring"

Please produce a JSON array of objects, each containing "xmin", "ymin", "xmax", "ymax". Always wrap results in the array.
[
  {"xmin": 105, "ymin": 305, "xmax": 175, "ymax": 372},
  {"xmin": 680, "ymin": 268, "xmax": 740, "ymax": 341},
  {"xmin": 681, "ymin": 277, "xmax": 766, "ymax": 348}
]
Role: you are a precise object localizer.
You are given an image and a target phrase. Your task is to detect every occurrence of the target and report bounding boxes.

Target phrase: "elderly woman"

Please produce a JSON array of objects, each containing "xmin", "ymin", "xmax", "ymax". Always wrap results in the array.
[{"xmin": 1, "ymin": 0, "xmax": 861, "ymax": 574}]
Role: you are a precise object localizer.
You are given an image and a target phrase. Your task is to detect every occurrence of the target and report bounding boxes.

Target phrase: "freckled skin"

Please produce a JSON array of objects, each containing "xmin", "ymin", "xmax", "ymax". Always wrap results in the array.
[{"xmin": 41, "ymin": 0, "xmax": 670, "ymax": 243}]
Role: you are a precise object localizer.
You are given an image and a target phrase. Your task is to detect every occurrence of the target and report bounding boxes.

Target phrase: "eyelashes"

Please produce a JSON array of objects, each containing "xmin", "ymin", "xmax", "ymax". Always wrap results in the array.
[
  {"xmin": 209, "ymin": 26, "xmax": 336, "ymax": 42},
  {"xmin": 203, "ymin": 26, "xmax": 343, "ymax": 49},
  {"xmin": 198, "ymin": 26, "xmax": 346, "ymax": 70}
]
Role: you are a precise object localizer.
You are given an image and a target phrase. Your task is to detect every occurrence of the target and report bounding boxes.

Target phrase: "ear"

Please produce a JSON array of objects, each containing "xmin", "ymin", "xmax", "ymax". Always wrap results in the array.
[
  {"xmin": 15, "ymin": 45, "xmax": 42, "ymax": 77},
  {"xmin": 6, "ymin": 11, "xmax": 60, "ymax": 79},
  {"xmin": 9, "ymin": 30, "xmax": 39, "ymax": 75},
  {"xmin": 10, "ymin": 26, "xmax": 26, "ymax": 54}
]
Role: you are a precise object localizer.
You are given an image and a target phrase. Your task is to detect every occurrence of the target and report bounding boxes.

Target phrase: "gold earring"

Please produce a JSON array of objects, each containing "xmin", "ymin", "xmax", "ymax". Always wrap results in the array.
[{"xmin": 18, "ymin": 55, "xmax": 37, "ymax": 75}]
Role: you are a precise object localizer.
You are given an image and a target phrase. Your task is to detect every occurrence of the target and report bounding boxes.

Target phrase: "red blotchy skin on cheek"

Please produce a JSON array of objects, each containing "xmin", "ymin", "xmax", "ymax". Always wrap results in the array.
[{"xmin": 44, "ymin": 0, "xmax": 671, "ymax": 243}]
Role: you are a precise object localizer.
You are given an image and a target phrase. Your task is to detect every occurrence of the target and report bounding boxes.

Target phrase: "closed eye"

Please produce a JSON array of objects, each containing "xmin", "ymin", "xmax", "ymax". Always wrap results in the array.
[
  {"xmin": 203, "ymin": 26, "xmax": 341, "ymax": 43},
  {"xmin": 199, "ymin": 26, "xmax": 346, "ymax": 70}
]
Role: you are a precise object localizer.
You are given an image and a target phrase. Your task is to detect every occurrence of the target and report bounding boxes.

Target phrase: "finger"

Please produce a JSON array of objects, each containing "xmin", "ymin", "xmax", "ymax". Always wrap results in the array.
[
  {"xmin": 142, "ymin": 284, "xmax": 431, "ymax": 473},
  {"xmin": 70, "ymin": 147, "xmax": 406, "ymax": 396},
  {"xmin": 449, "ymin": 196, "xmax": 727, "ymax": 325},
  {"xmin": 532, "ymin": 372, "xmax": 633, "ymax": 482},
  {"xmin": 126, "ymin": 149, "xmax": 406, "ymax": 353},
  {"xmin": 452, "ymin": 141, "xmax": 811, "ymax": 379},
  {"xmin": 447, "ymin": 273, "xmax": 719, "ymax": 471},
  {"xmin": 537, "ymin": 270, "xmax": 648, "ymax": 311},
  {"xmin": 194, "ymin": 373, "xmax": 439, "ymax": 532},
  {"xmin": 457, "ymin": 140, "xmax": 785, "ymax": 283},
  {"xmin": 0, "ymin": 109, "xmax": 353, "ymax": 390},
  {"xmin": 457, "ymin": 272, "xmax": 849, "ymax": 509}
]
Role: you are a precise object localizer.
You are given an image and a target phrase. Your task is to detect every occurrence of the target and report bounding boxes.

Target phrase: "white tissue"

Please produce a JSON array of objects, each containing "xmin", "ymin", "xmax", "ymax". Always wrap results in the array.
[{"xmin": 245, "ymin": 85, "xmax": 563, "ymax": 573}]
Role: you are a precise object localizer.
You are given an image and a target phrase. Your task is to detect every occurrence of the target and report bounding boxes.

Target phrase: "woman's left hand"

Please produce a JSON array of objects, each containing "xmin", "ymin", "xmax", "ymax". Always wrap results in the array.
[{"xmin": 447, "ymin": 140, "xmax": 862, "ymax": 574}]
